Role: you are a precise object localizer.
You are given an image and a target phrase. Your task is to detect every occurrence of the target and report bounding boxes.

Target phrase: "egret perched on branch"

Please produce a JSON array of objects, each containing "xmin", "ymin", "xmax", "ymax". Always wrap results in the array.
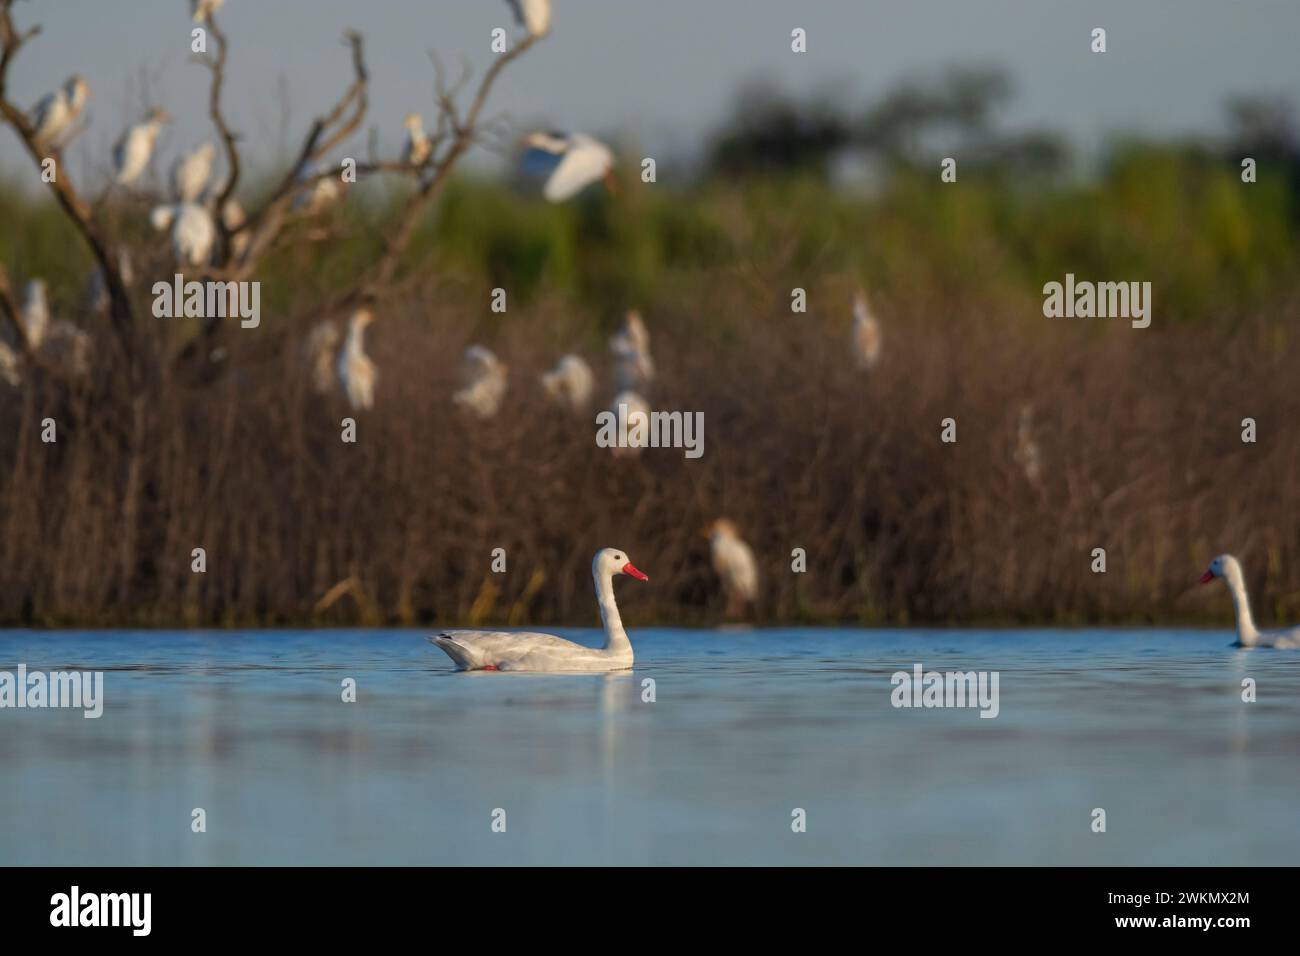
[
  {"xmin": 337, "ymin": 309, "xmax": 377, "ymax": 410},
  {"xmin": 192, "ymin": 0, "xmax": 225, "ymax": 23},
  {"xmin": 708, "ymin": 519, "xmax": 759, "ymax": 619},
  {"xmin": 20, "ymin": 279, "xmax": 49, "ymax": 348},
  {"xmin": 454, "ymin": 345, "xmax": 508, "ymax": 420},
  {"xmin": 29, "ymin": 75, "xmax": 90, "ymax": 148},
  {"xmin": 851, "ymin": 289, "xmax": 882, "ymax": 371},
  {"xmin": 171, "ymin": 143, "xmax": 216, "ymax": 202},
  {"xmin": 150, "ymin": 202, "xmax": 216, "ymax": 266},
  {"xmin": 293, "ymin": 165, "xmax": 343, "ymax": 215},
  {"xmin": 113, "ymin": 107, "xmax": 170, "ymax": 185},
  {"xmin": 609, "ymin": 309, "xmax": 654, "ymax": 392},
  {"xmin": 505, "ymin": 0, "xmax": 552, "ymax": 38},
  {"xmin": 541, "ymin": 354, "xmax": 594, "ymax": 412},
  {"xmin": 304, "ymin": 319, "xmax": 341, "ymax": 394},
  {"xmin": 520, "ymin": 131, "xmax": 615, "ymax": 202},
  {"xmin": 401, "ymin": 113, "xmax": 432, "ymax": 166}
]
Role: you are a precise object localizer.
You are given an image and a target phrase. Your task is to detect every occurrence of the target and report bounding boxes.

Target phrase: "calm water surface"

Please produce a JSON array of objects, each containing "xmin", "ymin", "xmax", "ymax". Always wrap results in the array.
[{"xmin": 1, "ymin": 628, "xmax": 1296, "ymax": 865}]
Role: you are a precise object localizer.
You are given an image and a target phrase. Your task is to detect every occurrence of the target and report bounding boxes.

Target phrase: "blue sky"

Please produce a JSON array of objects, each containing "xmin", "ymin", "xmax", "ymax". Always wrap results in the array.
[{"xmin": 2, "ymin": 0, "xmax": 1298, "ymax": 189}]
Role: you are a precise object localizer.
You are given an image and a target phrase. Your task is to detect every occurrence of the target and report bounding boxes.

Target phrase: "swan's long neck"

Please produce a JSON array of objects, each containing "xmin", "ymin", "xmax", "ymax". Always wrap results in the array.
[
  {"xmin": 594, "ymin": 570, "xmax": 631, "ymax": 655},
  {"xmin": 1225, "ymin": 566, "xmax": 1259, "ymax": 646}
]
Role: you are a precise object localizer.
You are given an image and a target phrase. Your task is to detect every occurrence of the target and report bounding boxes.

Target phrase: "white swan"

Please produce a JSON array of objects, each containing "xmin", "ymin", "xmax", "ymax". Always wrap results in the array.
[
  {"xmin": 1201, "ymin": 554, "xmax": 1300, "ymax": 648},
  {"xmin": 521, "ymin": 131, "xmax": 614, "ymax": 202},
  {"xmin": 430, "ymin": 548, "xmax": 648, "ymax": 672},
  {"xmin": 113, "ymin": 108, "xmax": 170, "ymax": 185}
]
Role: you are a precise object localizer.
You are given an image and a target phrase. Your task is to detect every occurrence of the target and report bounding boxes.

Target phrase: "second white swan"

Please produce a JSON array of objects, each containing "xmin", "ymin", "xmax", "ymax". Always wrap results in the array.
[{"xmin": 1200, "ymin": 554, "xmax": 1300, "ymax": 648}]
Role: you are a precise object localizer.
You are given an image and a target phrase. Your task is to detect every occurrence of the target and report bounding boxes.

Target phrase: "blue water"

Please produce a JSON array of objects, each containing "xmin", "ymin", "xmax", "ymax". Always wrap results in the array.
[{"xmin": 1, "ymin": 628, "xmax": 1296, "ymax": 865}]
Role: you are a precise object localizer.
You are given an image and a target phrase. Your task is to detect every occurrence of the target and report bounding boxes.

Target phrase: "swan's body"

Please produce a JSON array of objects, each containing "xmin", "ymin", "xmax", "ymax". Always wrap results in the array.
[
  {"xmin": 172, "ymin": 143, "xmax": 216, "ymax": 202},
  {"xmin": 541, "ymin": 353, "xmax": 594, "ymax": 411},
  {"xmin": 521, "ymin": 131, "xmax": 614, "ymax": 203},
  {"xmin": 337, "ymin": 309, "xmax": 376, "ymax": 410},
  {"xmin": 1201, "ymin": 554, "xmax": 1300, "ymax": 648},
  {"xmin": 709, "ymin": 518, "xmax": 758, "ymax": 618},
  {"xmin": 431, "ymin": 548, "xmax": 648, "ymax": 673},
  {"xmin": 851, "ymin": 290, "xmax": 882, "ymax": 371},
  {"xmin": 150, "ymin": 202, "xmax": 216, "ymax": 266},
  {"xmin": 114, "ymin": 108, "xmax": 170, "ymax": 185},
  {"xmin": 401, "ymin": 112, "xmax": 431, "ymax": 166},
  {"xmin": 505, "ymin": 0, "xmax": 552, "ymax": 38},
  {"xmin": 453, "ymin": 345, "xmax": 508, "ymax": 419},
  {"xmin": 30, "ymin": 76, "xmax": 89, "ymax": 148}
]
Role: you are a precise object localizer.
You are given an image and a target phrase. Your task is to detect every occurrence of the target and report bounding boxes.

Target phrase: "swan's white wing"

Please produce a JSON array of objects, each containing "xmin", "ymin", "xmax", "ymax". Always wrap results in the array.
[{"xmin": 543, "ymin": 141, "xmax": 611, "ymax": 202}]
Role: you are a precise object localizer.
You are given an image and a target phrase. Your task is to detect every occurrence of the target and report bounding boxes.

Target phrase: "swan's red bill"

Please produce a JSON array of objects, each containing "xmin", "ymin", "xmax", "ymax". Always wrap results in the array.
[
  {"xmin": 623, "ymin": 562, "xmax": 649, "ymax": 581},
  {"xmin": 1199, "ymin": 570, "xmax": 1215, "ymax": 584}
]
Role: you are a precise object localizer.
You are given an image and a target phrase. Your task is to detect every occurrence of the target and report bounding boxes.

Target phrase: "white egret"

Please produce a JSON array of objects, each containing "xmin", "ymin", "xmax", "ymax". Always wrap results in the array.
[
  {"xmin": 29, "ymin": 75, "xmax": 90, "ymax": 148},
  {"xmin": 430, "ymin": 548, "xmax": 650, "ymax": 674},
  {"xmin": 401, "ymin": 113, "xmax": 432, "ymax": 166},
  {"xmin": 150, "ymin": 202, "xmax": 216, "ymax": 266},
  {"xmin": 20, "ymin": 279, "xmax": 49, "ymax": 348},
  {"xmin": 540, "ymin": 354, "xmax": 594, "ymax": 412},
  {"xmin": 113, "ymin": 107, "xmax": 170, "ymax": 185},
  {"xmin": 521, "ymin": 131, "xmax": 614, "ymax": 203},
  {"xmin": 453, "ymin": 345, "xmax": 508, "ymax": 419},
  {"xmin": 304, "ymin": 319, "xmax": 341, "ymax": 394},
  {"xmin": 505, "ymin": 0, "xmax": 552, "ymax": 38},
  {"xmin": 851, "ymin": 289, "xmax": 882, "ymax": 371},
  {"xmin": 171, "ymin": 142, "xmax": 216, "ymax": 202},
  {"xmin": 708, "ymin": 518, "xmax": 759, "ymax": 619},
  {"xmin": 609, "ymin": 309, "xmax": 654, "ymax": 392},
  {"xmin": 336, "ymin": 309, "xmax": 377, "ymax": 410},
  {"xmin": 192, "ymin": 0, "xmax": 225, "ymax": 23},
  {"xmin": 608, "ymin": 389, "xmax": 649, "ymax": 458},
  {"xmin": 293, "ymin": 166, "xmax": 343, "ymax": 215},
  {"xmin": 1013, "ymin": 403, "xmax": 1043, "ymax": 486}
]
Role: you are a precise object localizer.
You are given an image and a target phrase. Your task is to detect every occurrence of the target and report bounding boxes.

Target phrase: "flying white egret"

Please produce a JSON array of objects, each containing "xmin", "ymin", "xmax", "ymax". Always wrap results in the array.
[
  {"xmin": 337, "ymin": 309, "xmax": 377, "ymax": 410},
  {"xmin": 521, "ymin": 131, "xmax": 615, "ymax": 202},
  {"xmin": 851, "ymin": 289, "xmax": 882, "ymax": 371},
  {"xmin": 192, "ymin": 0, "xmax": 225, "ymax": 23},
  {"xmin": 541, "ymin": 354, "xmax": 594, "ymax": 412},
  {"xmin": 453, "ymin": 345, "xmax": 508, "ymax": 420},
  {"xmin": 171, "ymin": 142, "xmax": 216, "ymax": 202},
  {"xmin": 85, "ymin": 250, "xmax": 134, "ymax": 314},
  {"xmin": 29, "ymin": 75, "xmax": 90, "ymax": 148},
  {"xmin": 20, "ymin": 279, "xmax": 49, "ymax": 348},
  {"xmin": 708, "ymin": 518, "xmax": 759, "ymax": 619},
  {"xmin": 150, "ymin": 202, "xmax": 216, "ymax": 266},
  {"xmin": 1014, "ymin": 403, "xmax": 1043, "ymax": 486},
  {"xmin": 505, "ymin": 0, "xmax": 552, "ymax": 38},
  {"xmin": 304, "ymin": 319, "xmax": 341, "ymax": 394},
  {"xmin": 609, "ymin": 309, "xmax": 655, "ymax": 392},
  {"xmin": 608, "ymin": 389, "xmax": 649, "ymax": 459},
  {"xmin": 113, "ymin": 107, "xmax": 170, "ymax": 185},
  {"xmin": 401, "ymin": 113, "xmax": 432, "ymax": 166}
]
